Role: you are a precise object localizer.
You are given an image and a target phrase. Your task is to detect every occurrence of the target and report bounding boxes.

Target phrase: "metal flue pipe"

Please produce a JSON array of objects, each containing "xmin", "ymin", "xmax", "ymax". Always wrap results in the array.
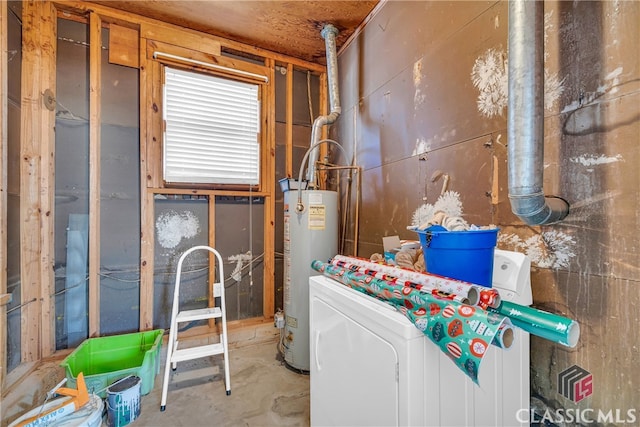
[
  {"xmin": 507, "ymin": 0, "xmax": 569, "ymax": 225},
  {"xmin": 305, "ymin": 24, "xmax": 342, "ymax": 186}
]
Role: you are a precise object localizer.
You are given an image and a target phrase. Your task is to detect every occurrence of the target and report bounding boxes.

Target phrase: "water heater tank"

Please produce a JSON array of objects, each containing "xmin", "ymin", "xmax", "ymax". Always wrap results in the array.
[{"xmin": 283, "ymin": 189, "xmax": 338, "ymax": 371}]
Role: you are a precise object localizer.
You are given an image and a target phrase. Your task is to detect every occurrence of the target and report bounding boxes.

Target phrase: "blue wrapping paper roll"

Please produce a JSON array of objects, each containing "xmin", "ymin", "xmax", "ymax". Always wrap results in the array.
[{"xmin": 311, "ymin": 260, "xmax": 513, "ymax": 384}]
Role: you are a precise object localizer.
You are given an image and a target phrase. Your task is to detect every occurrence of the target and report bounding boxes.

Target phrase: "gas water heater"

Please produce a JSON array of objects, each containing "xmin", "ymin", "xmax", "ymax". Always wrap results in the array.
[
  {"xmin": 281, "ymin": 23, "xmax": 341, "ymax": 371},
  {"xmin": 283, "ymin": 189, "xmax": 338, "ymax": 371}
]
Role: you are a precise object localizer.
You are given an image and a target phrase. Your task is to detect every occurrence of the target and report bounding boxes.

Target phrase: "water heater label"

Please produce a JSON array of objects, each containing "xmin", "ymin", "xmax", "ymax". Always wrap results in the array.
[
  {"xmin": 286, "ymin": 315, "xmax": 298, "ymax": 328},
  {"xmin": 308, "ymin": 205, "xmax": 326, "ymax": 230}
]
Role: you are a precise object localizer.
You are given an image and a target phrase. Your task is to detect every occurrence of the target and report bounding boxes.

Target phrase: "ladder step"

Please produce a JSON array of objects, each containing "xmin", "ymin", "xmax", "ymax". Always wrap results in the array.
[
  {"xmin": 170, "ymin": 343, "xmax": 226, "ymax": 363},
  {"xmin": 176, "ymin": 307, "xmax": 222, "ymax": 323}
]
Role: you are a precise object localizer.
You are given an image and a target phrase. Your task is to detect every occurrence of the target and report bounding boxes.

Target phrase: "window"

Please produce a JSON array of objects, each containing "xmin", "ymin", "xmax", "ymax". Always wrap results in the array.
[{"xmin": 163, "ymin": 67, "xmax": 260, "ymax": 185}]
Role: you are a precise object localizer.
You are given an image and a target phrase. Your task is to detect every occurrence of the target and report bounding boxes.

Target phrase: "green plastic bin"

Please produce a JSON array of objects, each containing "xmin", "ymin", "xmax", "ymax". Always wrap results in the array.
[{"xmin": 60, "ymin": 329, "xmax": 163, "ymax": 398}]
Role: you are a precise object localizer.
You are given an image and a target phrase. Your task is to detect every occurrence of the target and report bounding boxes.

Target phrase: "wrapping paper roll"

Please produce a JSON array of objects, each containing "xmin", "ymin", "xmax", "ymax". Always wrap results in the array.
[
  {"xmin": 331, "ymin": 254, "xmax": 501, "ymax": 309},
  {"xmin": 331, "ymin": 258, "xmax": 470, "ymax": 305},
  {"xmin": 312, "ymin": 260, "xmax": 513, "ymax": 384},
  {"xmin": 491, "ymin": 321, "xmax": 515, "ymax": 349},
  {"xmin": 489, "ymin": 300, "xmax": 580, "ymax": 348}
]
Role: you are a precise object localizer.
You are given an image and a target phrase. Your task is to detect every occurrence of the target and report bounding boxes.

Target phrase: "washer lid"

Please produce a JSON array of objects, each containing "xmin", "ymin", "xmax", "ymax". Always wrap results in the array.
[{"xmin": 310, "ymin": 275, "xmax": 424, "ymax": 340}]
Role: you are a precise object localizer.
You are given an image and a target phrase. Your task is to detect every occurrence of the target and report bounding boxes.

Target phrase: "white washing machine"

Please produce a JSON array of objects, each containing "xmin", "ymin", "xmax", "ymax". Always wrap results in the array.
[{"xmin": 309, "ymin": 249, "xmax": 532, "ymax": 427}]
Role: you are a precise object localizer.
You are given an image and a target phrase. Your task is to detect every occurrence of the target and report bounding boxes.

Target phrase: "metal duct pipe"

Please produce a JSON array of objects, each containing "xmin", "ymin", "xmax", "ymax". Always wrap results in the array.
[
  {"xmin": 508, "ymin": 0, "xmax": 569, "ymax": 225},
  {"xmin": 306, "ymin": 24, "xmax": 342, "ymax": 186}
]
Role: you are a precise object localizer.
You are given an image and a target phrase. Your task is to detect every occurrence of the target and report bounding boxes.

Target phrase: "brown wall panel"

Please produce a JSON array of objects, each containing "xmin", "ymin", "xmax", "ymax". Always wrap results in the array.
[{"xmin": 337, "ymin": 0, "xmax": 640, "ymax": 417}]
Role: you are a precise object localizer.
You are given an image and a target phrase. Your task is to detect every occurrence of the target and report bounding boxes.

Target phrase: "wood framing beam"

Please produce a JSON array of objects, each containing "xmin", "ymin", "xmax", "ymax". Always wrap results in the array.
[
  {"xmin": 88, "ymin": 12, "xmax": 101, "ymax": 337},
  {"xmin": 138, "ymin": 39, "xmax": 156, "ymax": 331},
  {"xmin": 139, "ymin": 192, "xmax": 154, "ymax": 331},
  {"xmin": 39, "ymin": 0, "xmax": 57, "ymax": 358},
  {"xmin": 19, "ymin": 0, "xmax": 45, "ymax": 364},
  {"xmin": 149, "ymin": 188, "xmax": 270, "ymax": 198},
  {"xmin": 263, "ymin": 58, "xmax": 276, "ymax": 320},
  {"xmin": 142, "ymin": 47, "xmax": 162, "ymax": 189},
  {"xmin": 141, "ymin": 21, "xmax": 221, "ymax": 58},
  {"xmin": 1, "ymin": 0, "xmax": 8, "ymax": 388}
]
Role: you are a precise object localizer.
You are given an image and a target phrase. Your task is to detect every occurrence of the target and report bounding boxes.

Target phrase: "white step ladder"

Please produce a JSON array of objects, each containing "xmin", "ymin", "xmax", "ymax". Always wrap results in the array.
[{"xmin": 160, "ymin": 246, "xmax": 231, "ymax": 411}]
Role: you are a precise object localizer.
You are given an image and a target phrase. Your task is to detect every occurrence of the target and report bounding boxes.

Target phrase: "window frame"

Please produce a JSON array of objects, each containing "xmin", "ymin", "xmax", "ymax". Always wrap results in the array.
[
  {"xmin": 162, "ymin": 65, "xmax": 263, "ymax": 188},
  {"xmin": 161, "ymin": 66, "xmax": 262, "ymax": 188}
]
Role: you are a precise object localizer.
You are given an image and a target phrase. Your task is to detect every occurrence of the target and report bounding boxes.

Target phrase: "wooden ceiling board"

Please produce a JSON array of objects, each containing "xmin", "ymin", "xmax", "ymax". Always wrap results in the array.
[{"xmin": 83, "ymin": 1, "xmax": 379, "ymax": 64}]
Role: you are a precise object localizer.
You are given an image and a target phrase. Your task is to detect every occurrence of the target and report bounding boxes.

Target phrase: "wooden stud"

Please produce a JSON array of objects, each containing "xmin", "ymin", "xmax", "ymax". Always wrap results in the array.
[
  {"xmin": 139, "ymin": 192, "xmax": 155, "ymax": 331},
  {"xmin": 263, "ymin": 58, "xmax": 276, "ymax": 320},
  {"xmin": 19, "ymin": 0, "xmax": 44, "ymax": 364},
  {"xmin": 285, "ymin": 63, "xmax": 293, "ymax": 178},
  {"xmin": 88, "ymin": 12, "xmax": 102, "ymax": 337},
  {"xmin": 139, "ymin": 38, "xmax": 154, "ymax": 331},
  {"xmin": 144, "ymin": 44, "xmax": 162, "ymax": 189},
  {"xmin": 39, "ymin": 0, "xmax": 57, "ymax": 357},
  {"xmin": 1, "ymin": 0, "xmax": 8, "ymax": 388}
]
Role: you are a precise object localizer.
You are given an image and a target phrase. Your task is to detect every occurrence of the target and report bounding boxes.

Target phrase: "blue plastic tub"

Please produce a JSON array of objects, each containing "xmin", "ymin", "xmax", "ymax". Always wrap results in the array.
[{"xmin": 416, "ymin": 227, "xmax": 499, "ymax": 287}]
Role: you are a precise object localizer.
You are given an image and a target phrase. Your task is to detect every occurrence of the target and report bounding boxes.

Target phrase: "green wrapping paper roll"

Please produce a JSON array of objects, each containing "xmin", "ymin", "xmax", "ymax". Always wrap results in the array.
[
  {"xmin": 488, "ymin": 300, "xmax": 580, "ymax": 348},
  {"xmin": 311, "ymin": 260, "xmax": 513, "ymax": 384}
]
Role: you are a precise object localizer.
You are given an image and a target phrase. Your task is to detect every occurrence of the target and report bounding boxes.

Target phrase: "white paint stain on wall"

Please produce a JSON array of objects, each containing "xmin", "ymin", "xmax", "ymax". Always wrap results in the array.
[
  {"xmin": 542, "ymin": 10, "xmax": 564, "ymax": 109},
  {"xmin": 570, "ymin": 153, "xmax": 624, "ymax": 167},
  {"xmin": 471, "ymin": 48, "xmax": 508, "ymax": 118},
  {"xmin": 471, "ymin": 24, "xmax": 565, "ymax": 117},
  {"xmin": 411, "ymin": 192, "xmax": 576, "ymax": 269},
  {"xmin": 413, "ymin": 58, "xmax": 426, "ymax": 109},
  {"xmin": 412, "ymin": 137, "xmax": 430, "ymax": 156},
  {"xmin": 156, "ymin": 210, "xmax": 200, "ymax": 249},
  {"xmin": 228, "ymin": 251, "xmax": 252, "ymax": 282},
  {"xmin": 544, "ymin": 69, "xmax": 565, "ymax": 110},
  {"xmin": 562, "ymin": 66, "xmax": 624, "ymax": 113},
  {"xmin": 599, "ymin": 67, "xmax": 623, "ymax": 95},
  {"xmin": 498, "ymin": 230, "xmax": 576, "ymax": 269},
  {"xmin": 413, "ymin": 58, "xmax": 423, "ymax": 86}
]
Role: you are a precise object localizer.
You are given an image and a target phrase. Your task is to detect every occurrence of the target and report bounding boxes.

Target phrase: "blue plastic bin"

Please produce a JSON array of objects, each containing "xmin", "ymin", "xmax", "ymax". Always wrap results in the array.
[{"xmin": 416, "ymin": 227, "xmax": 499, "ymax": 287}]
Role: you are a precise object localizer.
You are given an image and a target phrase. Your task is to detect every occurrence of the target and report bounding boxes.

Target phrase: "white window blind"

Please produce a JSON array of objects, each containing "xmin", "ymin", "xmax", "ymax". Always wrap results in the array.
[{"xmin": 163, "ymin": 67, "xmax": 260, "ymax": 185}]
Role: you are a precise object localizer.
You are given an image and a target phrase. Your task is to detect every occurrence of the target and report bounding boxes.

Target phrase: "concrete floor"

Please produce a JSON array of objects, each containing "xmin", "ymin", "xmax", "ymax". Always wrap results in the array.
[
  {"xmin": 138, "ymin": 339, "xmax": 310, "ymax": 426},
  {"xmin": 1, "ymin": 328, "xmax": 310, "ymax": 427}
]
